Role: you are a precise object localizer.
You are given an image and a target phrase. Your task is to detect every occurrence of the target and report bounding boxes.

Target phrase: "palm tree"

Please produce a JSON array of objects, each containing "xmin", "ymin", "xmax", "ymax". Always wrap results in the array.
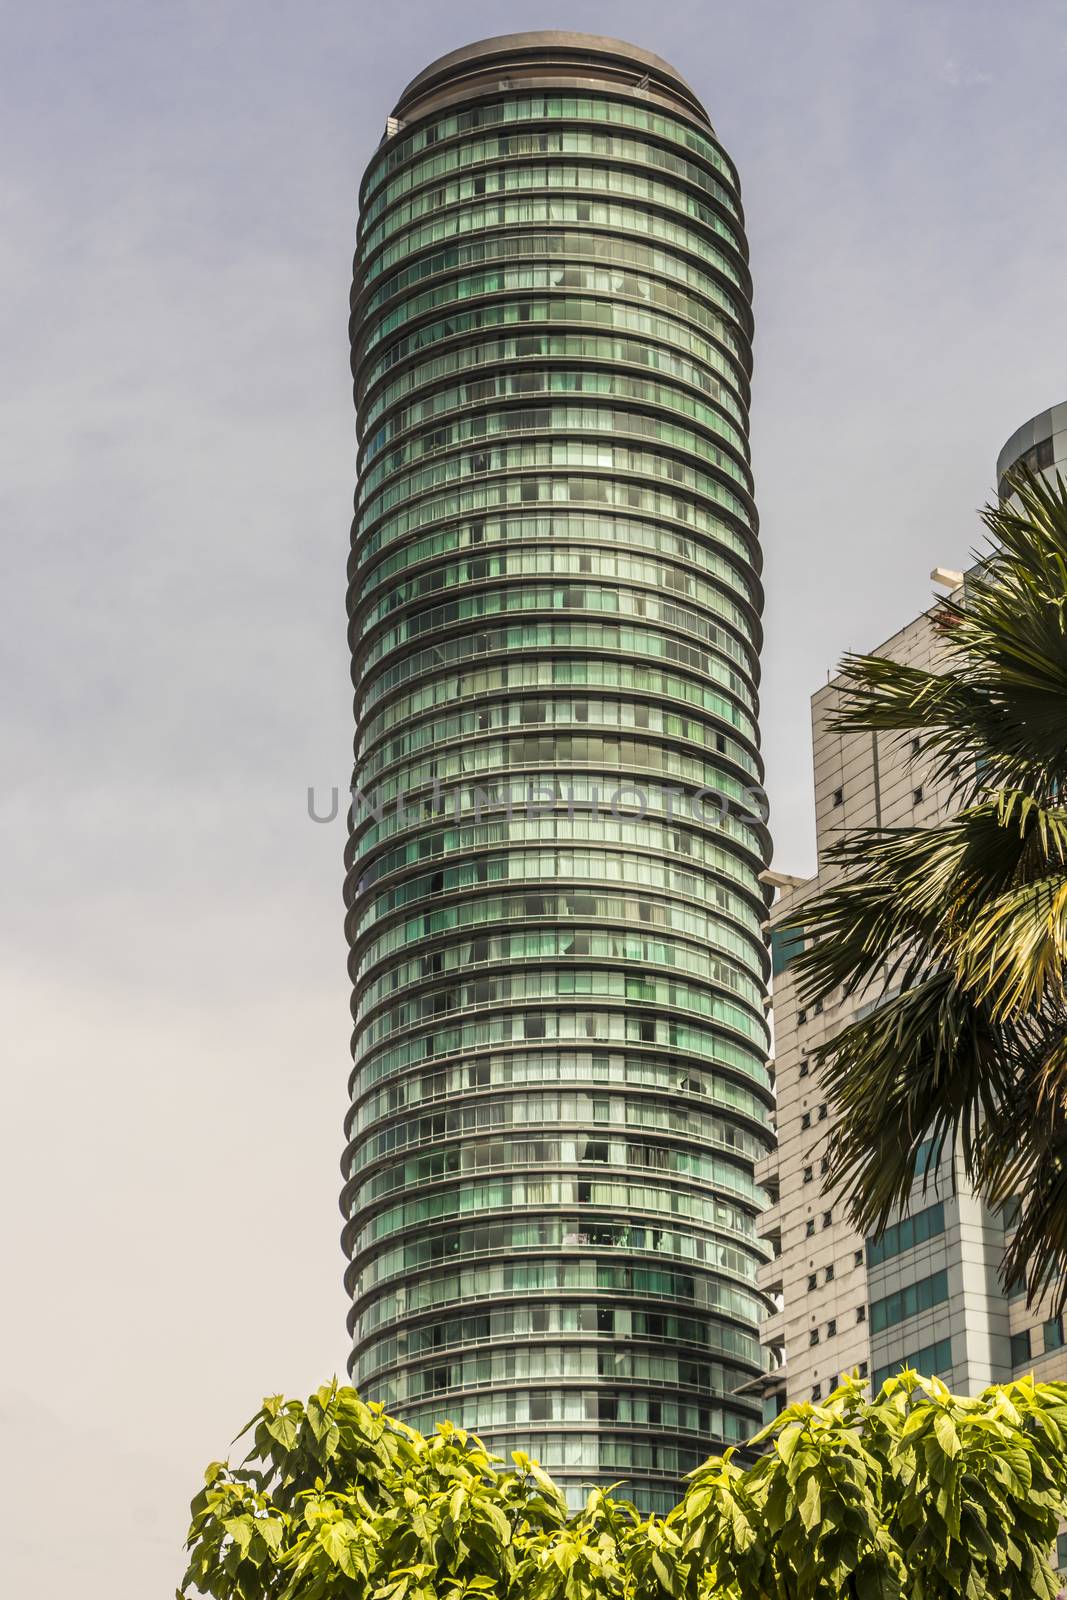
[{"xmin": 790, "ymin": 468, "xmax": 1067, "ymax": 1307}]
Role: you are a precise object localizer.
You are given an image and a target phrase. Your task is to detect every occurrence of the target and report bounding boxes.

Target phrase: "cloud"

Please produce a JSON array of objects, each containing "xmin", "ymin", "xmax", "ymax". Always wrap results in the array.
[{"xmin": 939, "ymin": 56, "xmax": 993, "ymax": 87}]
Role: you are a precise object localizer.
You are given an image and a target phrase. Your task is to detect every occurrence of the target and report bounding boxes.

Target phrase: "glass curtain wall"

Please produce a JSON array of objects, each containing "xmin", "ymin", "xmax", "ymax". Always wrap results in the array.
[{"xmin": 343, "ymin": 32, "xmax": 772, "ymax": 1512}]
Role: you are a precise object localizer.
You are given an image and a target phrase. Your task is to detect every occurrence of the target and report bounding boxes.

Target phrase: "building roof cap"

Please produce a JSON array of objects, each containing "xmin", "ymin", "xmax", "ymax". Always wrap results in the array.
[{"xmin": 391, "ymin": 30, "xmax": 711, "ymax": 130}]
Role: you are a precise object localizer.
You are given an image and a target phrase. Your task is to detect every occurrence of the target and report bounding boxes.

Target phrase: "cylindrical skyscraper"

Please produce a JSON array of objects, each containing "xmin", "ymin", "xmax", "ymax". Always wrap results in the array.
[
  {"xmin": 997, "ymin": 400, "xmax": 1067, "ymax": 497},
  {"xmin": 342, "ymin": 31, "xmax": 773, "ymax": 1511}
]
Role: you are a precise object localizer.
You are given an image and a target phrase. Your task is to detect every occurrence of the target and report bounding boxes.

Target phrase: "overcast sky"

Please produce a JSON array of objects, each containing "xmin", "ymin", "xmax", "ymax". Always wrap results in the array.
[{"xmin": 2, "ymin": 1, "xmax": 1065, "ymax": 1593}]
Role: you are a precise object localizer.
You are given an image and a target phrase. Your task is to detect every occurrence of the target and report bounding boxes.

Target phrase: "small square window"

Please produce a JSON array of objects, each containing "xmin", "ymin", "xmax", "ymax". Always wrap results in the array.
[
  {"xmin": 1010, "ymin": 1329, "xmax": 1031, "ymax": 1365},
  {"xmin": 801, "ymin": 1112, "xmax": 811, "ymax": 1130},
  {"xmin": 818, "ymin": 1103, "xmax": 828, "ymax": 1122},
  {"xmin": 798, "ymin": 1008, "xmax": 807, "ymax": 1025},
  {"xmin": 856, "ymin": 1305, "xmax": 866, "ymax": 1323},
  {"xmin": 911, "ymin": 737, "xmax": 921, "ymax": 755},
  {"xmin": 854, "ymin": 1249, "xmax": 863, "ymax": 1266},
  {"xmin": 859, "ymin": 1361, "xmax": 868, "ymax": 1378},
  {"xmin": 913, "ymin": 785, "xmax": 924, "ymax": 805},
  {"xmin": 805, "ymin": 1218, "xmax": 816, "ymax": 1237},
  {"xmin": 799, "ymin": 1059, "xmax": 810, "ymax": 1078},
  {"xmin": 827, "ymin": 1318, "xmax": 837, "ymax": 1336},
  {"xmin": 803, "ymin": 1166, "xmax": 813, "ymax": 1184},
  {"xmin": 807, "ymin": 1273, "xmax": 818, "ymax": 1291},
  {"xmin": 822, "ymin": 1211, "xmax": 832, "ymax": 1228},
  {"xmin": 832, "ymin": 787, "xmax": 843, "ymax": 807},
  {"xmin": 825, "ymin": 1264, "xmax": 835, "ymax": 1283},
  {"xmin": 1043, "ymin": 1316, "xmax": 1065, "ymax": 1353},
  {"xmin": 820, "ymin": 1157, "xmax": 830, "ymax": 1175},
  {"xmin": 811, "ymin": 1383, "xmax": 822, "ymax": 1401},
  {"xmin": 809, "ymin": 1329, "xmax": 820, "ymax": 1347}
]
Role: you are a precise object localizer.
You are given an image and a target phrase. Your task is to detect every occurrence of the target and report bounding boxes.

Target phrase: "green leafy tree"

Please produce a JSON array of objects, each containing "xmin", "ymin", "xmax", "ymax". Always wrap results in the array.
[
  {"xmin": 672, "ymin": 1372, "xmax": 1067, "ymax": 1600},
  {"xmin": 181, "ymin": 1375, "xmax": 1067, "ymax": 1600},
  {"xmin": 179, "ymin": 1381, "xmax": 623, "ymax": 1600},
  {"xmin": 787, "ymin": 469, "xmax": 1067, "ymax": 1305},
  {"xmin": 673, "ymin": 1377, "xmax": 900, "ymax": 1599}
]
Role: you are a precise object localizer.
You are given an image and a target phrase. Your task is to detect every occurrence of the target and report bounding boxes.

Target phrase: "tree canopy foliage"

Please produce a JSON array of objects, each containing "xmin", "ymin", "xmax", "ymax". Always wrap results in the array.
[
  {"xmin": 181, "ymin": 1373, "xmax": 1067, "ymax": 1600},
  {"xmin": 788, "ymin": 469, "xmax": 1067, "ymax": 1306}
]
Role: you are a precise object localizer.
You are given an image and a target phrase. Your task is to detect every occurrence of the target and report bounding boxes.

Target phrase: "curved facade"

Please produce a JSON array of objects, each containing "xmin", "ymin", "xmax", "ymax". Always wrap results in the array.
[
  {"xmin": 997, "ymin": 400, "xmax": 1067, "ymax": 498},
  {"xmin": 342, "ymin": 31, "xmax": 773, "ymax": 1511}
]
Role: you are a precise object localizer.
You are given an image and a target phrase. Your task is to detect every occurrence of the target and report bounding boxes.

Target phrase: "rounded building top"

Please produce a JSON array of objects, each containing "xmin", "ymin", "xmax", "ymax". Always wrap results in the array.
[
  {"xmin": 996, "ymin": 400, "xmax": 1067, "ymax": 489},
  {"xmin": 390, "ymin": 30, "xmax": 713, "ymax": 131}
]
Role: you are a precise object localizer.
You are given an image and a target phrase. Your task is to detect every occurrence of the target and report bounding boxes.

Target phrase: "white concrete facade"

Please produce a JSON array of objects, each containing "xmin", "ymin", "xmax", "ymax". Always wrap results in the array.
[
  {"xmin": 756, "ymin": 399, "xmax": 1067, "ymax": 1410},
  {"xmin": 754, "ymin": 593, "xmax": 965, "ymax": 1412}
]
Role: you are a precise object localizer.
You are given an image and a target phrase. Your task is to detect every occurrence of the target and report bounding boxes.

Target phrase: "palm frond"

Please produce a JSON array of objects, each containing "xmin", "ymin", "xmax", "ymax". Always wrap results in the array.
[
  {"xmin": 791, "ymin": 798, "xmax": 1060, "ymax": 1004},
  {"xmin": 955, "ymin": 874, "xmax": 1067, "ymax": 1019},
  {"xmin": 972, "ymin": 1019, "xmax": 1067, "ymax": 1312},
  {"xmin": 826, "ymin": 468, "xmax": 1067, "ymax": 800},
  {"xmin": 828, "ymin": 656, "xmax": 1010, "ymax": 804},
  {"xmin": 813, "ymin": 975, "xmax": 1011, "ymax": 1235},
  {"xmin": 785, "ymin": 471, "xmax": 1067, "ymax": 1308}
]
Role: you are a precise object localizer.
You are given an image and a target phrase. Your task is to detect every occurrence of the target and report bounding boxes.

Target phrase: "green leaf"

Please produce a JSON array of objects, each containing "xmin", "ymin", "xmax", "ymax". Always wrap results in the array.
[
  {"xmin": 319, "ymin": 1519, "xmax": 353, "ymax": 1564},
  {"xmin": 257, "ymin": 1517, "xmax": 285, "ymax": 1553},
  {"xmin": 266, "ymin": 1413, "xmax": 299, "ymax": 1451},
  {"xmin": 934, "ymin": 1413, "xmax": 961, "ymax": 1458},
  {"xmin": 797, "ymin": 1473, "xmax": 822, "ymax": 1532},
  {"xmin": 776, "ymin": 1422, "xmax": 804, "ymax": 1465},
  {"xmin": 223, "ymin": 1515, "xmax": 254, "ymax": 1556},
  {"xmin": 650, "ymin": 1551, "xmax": 674, "ymax": 1591}
]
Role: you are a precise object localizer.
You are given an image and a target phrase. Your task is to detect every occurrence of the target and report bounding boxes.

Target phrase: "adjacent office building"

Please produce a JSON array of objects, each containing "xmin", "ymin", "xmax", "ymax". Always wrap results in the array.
[
  {"xmin": 342, "ymin": 33, "xmax": 773, "ymax": 1509},
  {"xmin": 754, "ymin": 405, "xmax": 1067, "ymax": 1423}
]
